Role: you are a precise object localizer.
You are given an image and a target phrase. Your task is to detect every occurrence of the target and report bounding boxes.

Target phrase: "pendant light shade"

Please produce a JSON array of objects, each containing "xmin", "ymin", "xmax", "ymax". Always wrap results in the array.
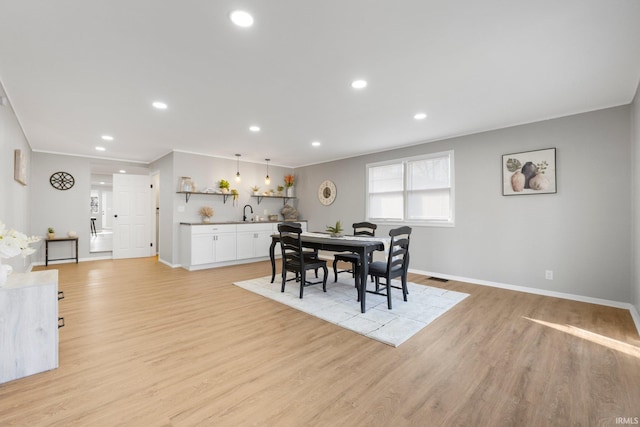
[
  {"xmin": 264, "ymin": 158, "xmax": 271, "ymax": 185},
  {"xmin": 235, "ymin": 154, "xmax": 241, "ymax": 182}
]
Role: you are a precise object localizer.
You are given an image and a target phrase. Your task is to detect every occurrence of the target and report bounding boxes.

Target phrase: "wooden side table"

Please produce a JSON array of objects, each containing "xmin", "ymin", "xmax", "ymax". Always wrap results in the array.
[{"xmin": 45, "ymin": 237, "xmax": 79, "ymax": 266}]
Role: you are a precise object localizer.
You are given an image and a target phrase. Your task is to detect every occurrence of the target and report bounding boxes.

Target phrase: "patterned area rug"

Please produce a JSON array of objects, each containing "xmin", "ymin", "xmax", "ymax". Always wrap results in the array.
[{"xmin": 233, "ymin": 275, "xmax": 469, "ymax": 347}]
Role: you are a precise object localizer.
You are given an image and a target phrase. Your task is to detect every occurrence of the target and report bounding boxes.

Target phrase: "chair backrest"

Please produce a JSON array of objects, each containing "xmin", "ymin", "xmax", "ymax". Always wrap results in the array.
[
  {"xmin": 353, "ymin": 221, "xmax": 377, "ymax": 237},
  {"xmin": 278, "ymin": 223, "xmax": 304, "ymax": 262},
  {"xmin": 386, "ymin": 226, "xmax": 412, "ymax": 272}
]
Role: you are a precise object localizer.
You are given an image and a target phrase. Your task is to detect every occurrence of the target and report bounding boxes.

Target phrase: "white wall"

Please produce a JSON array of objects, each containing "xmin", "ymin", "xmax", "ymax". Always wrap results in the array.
[
  {"xmin": 297, "ymin": 106, "xmax": 632, "ymax": 303},
  {"xmin": 0, "ymin": 89, "xmax": 33, "ymax": 273}
]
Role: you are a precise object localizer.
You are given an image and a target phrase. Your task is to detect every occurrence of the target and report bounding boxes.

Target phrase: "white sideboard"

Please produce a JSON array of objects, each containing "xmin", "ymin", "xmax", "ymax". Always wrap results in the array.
[
  {"xmin": 0, "ymin": 270, "xmax": 59, "ymax": 384},
  {"xmin": 180, "ymin": 221, "xmax": 307, "ymax": 270}
]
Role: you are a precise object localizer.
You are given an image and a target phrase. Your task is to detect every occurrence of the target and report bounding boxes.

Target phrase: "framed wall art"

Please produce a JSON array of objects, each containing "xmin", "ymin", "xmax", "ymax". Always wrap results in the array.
[
  {"xmin": 502, "ymin": 148, "xmax": 556, "ymax": 196},
  {"xmin": 14, "ymin": 149, "xmax": 27, "ymax": 185}
]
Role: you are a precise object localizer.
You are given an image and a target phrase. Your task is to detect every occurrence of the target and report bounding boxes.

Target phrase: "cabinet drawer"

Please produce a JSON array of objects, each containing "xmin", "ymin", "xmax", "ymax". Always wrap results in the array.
[
  {"xmin": 191, "ymin": 224, "xmax": 237, "ymax": 235},
  {"xmin": 237, "ymin": 223, "xmax": 273, "ymax": 232}
]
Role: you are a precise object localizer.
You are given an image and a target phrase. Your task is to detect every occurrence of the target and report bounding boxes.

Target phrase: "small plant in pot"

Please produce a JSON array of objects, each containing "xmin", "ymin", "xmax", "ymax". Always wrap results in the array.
[
  {"xmin": 219, "ymin": 179, "xmax": 230, "ymax": 194},
  {"xmin": 251, "ymin": 185, "xmax": 260, "ymax": 195},
  {"xmin": 199, "ymin": 206, "xmax": 214, "ymax": 223},
  {"xmin": 277, "ymin": 185, "xmax": 284, "ymax": 196},
  {"xmin": 326, "ymin": 221, "xmax": 343, "ymax": 237},
  {"xmin": 47, "ymin": 227, "xmax": 55, "ymax": 239}
]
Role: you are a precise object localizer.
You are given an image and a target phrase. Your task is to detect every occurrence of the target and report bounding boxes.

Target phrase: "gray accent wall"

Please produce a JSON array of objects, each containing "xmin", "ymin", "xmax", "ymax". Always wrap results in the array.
[{"xmin": 296, "ymin": 106, "xmax": 632, "ymax": 303}]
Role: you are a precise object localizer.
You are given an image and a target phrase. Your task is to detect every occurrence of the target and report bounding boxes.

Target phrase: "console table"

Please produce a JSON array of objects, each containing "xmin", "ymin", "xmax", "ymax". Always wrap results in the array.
[{"xmin": 45, "ymin": 236, "xmax": 78, "ymax": 266}]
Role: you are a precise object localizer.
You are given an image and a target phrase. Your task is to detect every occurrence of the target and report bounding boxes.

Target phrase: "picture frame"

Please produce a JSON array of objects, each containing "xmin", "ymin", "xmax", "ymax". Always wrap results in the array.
[
  {"xmin": 502, "ymin": 148, "xmax": 556, "ymax": 196},
  {"xmin": 14, "ymin": 149, "xmax": 27, "ymax": 185}
]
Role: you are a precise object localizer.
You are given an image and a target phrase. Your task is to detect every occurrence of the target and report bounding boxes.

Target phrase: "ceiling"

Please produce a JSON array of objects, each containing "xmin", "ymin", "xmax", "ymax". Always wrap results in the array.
[{"xmin": 1, "ymin": 1, "xmax": 639, "ymax": 168}]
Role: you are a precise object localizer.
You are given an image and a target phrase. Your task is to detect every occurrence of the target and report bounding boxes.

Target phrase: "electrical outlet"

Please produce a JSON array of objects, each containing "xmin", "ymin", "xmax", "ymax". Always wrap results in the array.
[{"xmin": 545, "ymin": 270, "xmax": 553, "ymax": 280}]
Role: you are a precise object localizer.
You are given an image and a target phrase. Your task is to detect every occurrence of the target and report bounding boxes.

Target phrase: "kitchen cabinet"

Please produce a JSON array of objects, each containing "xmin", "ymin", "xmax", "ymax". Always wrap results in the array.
[
  {"xmin": 0, "ymin": 270, "xmax": 59, "ymax": 384},
  {"xmin": 181, "ymin": 224, "xmax": 237, "ymax": 266},
  {"xmin": 236, "ymin": 223, "xmax": 274, "ymax": 260}
]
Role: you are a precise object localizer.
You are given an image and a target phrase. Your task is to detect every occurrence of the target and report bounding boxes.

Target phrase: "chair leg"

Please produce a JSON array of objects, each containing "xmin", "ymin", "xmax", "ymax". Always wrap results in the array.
[
  {"xmin": 281, "ymin": 270, "xmax": 287, "ymax": 293},
  {"xmin": 333, "ymin": 258, "xmax": 339, "ymax": 282},
  {"xmin": 299, "ymin": 270, "xmax": 305, "ymax": 299},
  {"xmin": 386, "ymin": 278, "xmax": 392, "ymax": 309},
  {"xmin": 402, "ymin": 274, "xmax": 408, "ymax": 301}
]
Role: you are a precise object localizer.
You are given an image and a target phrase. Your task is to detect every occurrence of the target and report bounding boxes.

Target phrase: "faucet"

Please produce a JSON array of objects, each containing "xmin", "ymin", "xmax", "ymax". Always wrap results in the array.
[{"xmin": 243, "ymin": 204, "xmax": 254, "ymax": 221}]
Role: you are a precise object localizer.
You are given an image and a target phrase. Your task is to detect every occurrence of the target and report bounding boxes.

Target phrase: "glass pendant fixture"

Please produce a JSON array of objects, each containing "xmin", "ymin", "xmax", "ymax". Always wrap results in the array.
[
  {"xmin": 235, "ymin": 154, "xmax": 241, "ymax": 182},
  {"xmin": 264, "ymin": 158, "xmax": 271, "ymax": 185}
]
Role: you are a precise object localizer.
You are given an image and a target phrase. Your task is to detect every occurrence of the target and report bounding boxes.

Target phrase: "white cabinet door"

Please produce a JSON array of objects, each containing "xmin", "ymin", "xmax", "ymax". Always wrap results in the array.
[
  {"xmin": 254, "ymin": 230, "xmax": 273, "ymax": 258},
  {"xmin": 191, "ymin": 234, "xmax": 214, "ymax": 265},
  {"xmin": 214, "ymin": 233, "xmax": 236, "ymax": 262},
  {"xmin": 236, "ymin": 232, "xmax": 256, "ymax": 260}
]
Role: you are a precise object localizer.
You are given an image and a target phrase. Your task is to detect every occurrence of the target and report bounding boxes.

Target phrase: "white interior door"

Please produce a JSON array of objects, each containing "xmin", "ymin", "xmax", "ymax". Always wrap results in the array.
[{"xmin": 113, "ymin": 174, "xmax": 151, "ymax": 259}]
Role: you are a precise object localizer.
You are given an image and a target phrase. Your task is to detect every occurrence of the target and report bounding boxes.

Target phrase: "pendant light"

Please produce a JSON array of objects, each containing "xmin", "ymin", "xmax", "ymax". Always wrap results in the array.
[
  {"xmin": 235, "ymin": 154, "xmax": 241, "ymax": 182},
  {"xmin": 264, "ymin": 158, "xmax": 271, "ymax": 185}
]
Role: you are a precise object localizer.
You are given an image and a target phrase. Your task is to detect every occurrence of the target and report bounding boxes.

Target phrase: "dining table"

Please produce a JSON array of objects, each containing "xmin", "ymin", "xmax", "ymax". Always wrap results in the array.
[{"xmin": 269, "ymin": 232, "xmax": 387, "ymax": 313}]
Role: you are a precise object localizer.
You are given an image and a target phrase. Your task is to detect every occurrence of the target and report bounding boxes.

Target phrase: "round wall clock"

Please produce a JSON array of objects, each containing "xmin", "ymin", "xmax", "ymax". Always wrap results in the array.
[
  {"xmin": 318, "ymin": 180, "xmax": 337, "ymax": 205},
  {"xmin": 50, "ymin": 171, "xmax": 75, "ymax": 190}
]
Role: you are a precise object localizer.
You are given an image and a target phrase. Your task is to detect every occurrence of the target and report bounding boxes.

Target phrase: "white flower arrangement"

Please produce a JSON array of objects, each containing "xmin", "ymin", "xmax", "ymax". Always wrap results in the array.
[{"xmin": 0, "ymin": 220, "xmax": 41, "ymax": 259}]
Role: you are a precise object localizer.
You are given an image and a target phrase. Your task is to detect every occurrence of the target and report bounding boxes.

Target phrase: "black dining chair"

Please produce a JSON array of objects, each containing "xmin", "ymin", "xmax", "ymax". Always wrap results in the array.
[
  {"xmin": 332, "ymin": 221, "xmax": 377, "ymax": 283},
  {"xmin": 278, "ymin": 223, "xmax": 328, "ymax": 298},
  {"xmin": 364, "ymin": 226, "xmax": 411, "ymax": 309}
]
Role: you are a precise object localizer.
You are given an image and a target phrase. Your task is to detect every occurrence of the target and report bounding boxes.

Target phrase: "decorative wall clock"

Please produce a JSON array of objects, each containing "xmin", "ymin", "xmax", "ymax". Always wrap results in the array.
[
  {"xmin": 50, "ymin": 171, "xmax": 75, "ymax": 190},
  {"xmin": 318, "ymin": 180, "xmax": 337, "ymax": 205}
]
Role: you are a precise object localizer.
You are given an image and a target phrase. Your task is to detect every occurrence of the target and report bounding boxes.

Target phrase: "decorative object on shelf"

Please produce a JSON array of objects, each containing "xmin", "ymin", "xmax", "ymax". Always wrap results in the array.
[
  {"xmin": 251, "ymin": 185, "xmax": 260, "ymax": 195},
  {"xmin": 14, "ymin": 149, "xmax": 27, "ymax": 186},
  {"xmin": 179, "ymin": 176, "xmax": 194, "ymax": 192},
  {"xmin": 231, "ymin": 189, "xmax": 239, "ymax": 206},
  {"xmin": 277, "ymin": 185, "xmax": 284, "ymax": 196},
  {"xmin": 318, "ymin": 180, "xmax": 336, "ymax": 205},
  {"xmin": 502, "ymin": 148, "xmax": 556, "ymax": 196},
  {"xmin": 47, "ymin": 227, "xmax": 55, "ymax": 239},
  {"xmin": 49, "ymin": 171, "xmax": 75, "ymax": 190},
  {"xmin": 284, "ymin": 174, "xmax": 294, "ymax": 197},
  {"xmin": 67, "ymin": 231, "xmax": 77, "ymax": 238},
  {"xmin": 281, "ymin": 204, "xmax": 298, "ymax": 220},
  {"xmin": 264, "ymin": 158, "xmax": 271, "ymax": 185},
  {"xmin": 219, "ymin": 179, "xmax": 230, "ymax": 194},
  {"xmin": 326, "ymin": 220, "xmax": 343, "ymax": 237},
  {"xmin": 268, "ymin": 214, "xmax": 278, "ymax": 221},
  {"xmin": 235, "ymin": 154, "xmax": 242, "ymax": 182},
  {"xmin": 199, "ymin": 206, "xmax": 214, "ymax": 223},
  {"xmin": 0, "ymin": 220, "xmax": 41, "ymax": 286}
]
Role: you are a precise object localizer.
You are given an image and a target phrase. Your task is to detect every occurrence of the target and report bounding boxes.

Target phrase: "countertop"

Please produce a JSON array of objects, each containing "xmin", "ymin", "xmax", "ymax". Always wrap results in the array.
[{"xmin": 180, "ymin": 219, "xmax": 306, "ymax": 225}]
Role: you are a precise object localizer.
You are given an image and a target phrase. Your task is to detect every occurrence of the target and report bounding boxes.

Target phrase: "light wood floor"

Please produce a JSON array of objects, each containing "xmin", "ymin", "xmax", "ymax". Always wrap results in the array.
[{"xmin": 1, "ymin": 257, "xmax": 639, "ymax": 426}]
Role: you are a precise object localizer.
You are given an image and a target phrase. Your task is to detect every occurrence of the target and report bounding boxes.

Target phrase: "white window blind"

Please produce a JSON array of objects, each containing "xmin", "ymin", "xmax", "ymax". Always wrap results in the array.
[{"xmin": 367, "ymin": 151, "xmax": 454, "ymax": 226}]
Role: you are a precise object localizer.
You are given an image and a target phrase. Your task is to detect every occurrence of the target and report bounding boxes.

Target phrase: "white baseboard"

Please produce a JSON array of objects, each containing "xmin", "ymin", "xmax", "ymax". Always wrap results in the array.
[{"xmin": 411, "ymin": 268, "xmax": 640, "ymax": 336}]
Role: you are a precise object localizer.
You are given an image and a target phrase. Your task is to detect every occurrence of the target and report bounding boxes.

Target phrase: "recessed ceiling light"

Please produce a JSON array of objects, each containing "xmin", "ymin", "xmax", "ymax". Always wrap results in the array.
[
  {"xmin": 119, "ymin": 170, "xmax": 126, "ymax": 174},
  {"xmin": 351, "ymin": 80, "xmax": 367, "ymax": 89},
  {"xmin": 230, "ymin": 10, "xmax": 254, "ymax": 27},
  {"xmin": 152, "ymin": 101, "xmax": 168, "ymax": 109},
  {"xmin": 95, "ymin": 146, "xmax": 106, "ymax": 151},
  {"xmin": 414, "ymin": 113, "xmax": 427, "ymax": 120},
  {"xmin": 101, "ymin": 135, "xmax": 114, "ymax": 141},
  {"xmin": 311, "ymin": 141, "xmax": 321, "ymax": 147},
  {"xmin": 249, "ymin": 125, "xmax": 260, "ymax": 132}
]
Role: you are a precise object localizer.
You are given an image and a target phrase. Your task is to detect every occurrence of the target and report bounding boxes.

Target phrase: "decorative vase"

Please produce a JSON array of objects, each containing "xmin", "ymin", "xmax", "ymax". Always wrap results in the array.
[
  {"xmin": 48, "ymin": 233, "xmax": 55, "ymax": 239},
  {"xmin": 221, "ymin": 188, "xmax": 229, "ymax": 194},
  {"xmin": 202, "ymin": 216, "xmax": 211, "ymax": 223},
  {"xmin": 180, "ymin": 176, "xmax": 193, "ymax": 192},
  {"xmin": 0, "ymin": 259, "xmax": 12, "ymax": 286},
  {"xmin": 286, "ymin": 186, "xmax": 294, "ymax": 197}
]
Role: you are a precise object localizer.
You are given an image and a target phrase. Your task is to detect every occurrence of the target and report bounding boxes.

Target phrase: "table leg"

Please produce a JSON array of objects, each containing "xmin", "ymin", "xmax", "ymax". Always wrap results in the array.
[
  {"xmin": 359, "ymin": 248, "xmax": 368, "ymax": 313},
  {"xmin": 75, "ymin": 238, "xmax": 79, "ymax": 263},
  {"xmin": 269, "ymin": 238, "xmax": 277, "ymax": 283},
  {"xmin": 45, "ymin": 240, "xmax": 49, "ymax": 267}
]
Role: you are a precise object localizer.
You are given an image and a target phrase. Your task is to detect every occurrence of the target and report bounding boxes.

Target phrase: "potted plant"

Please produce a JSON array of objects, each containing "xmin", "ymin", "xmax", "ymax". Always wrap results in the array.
[
  {"xmin": 199, "ymin": 206, "xmax": 214, "ymax": 223},
  {"xmin": 326, "ymin": 221, "xmax": 343, "ymax": 237},
  {"xmin": 251, "ymin": 185, "xmax": 260, "ymax": 195},
  {"xmin": 277, "ymin": 185, "xmax": 284, "ymax": 196},
  {"xmin": 231, "ymin": 189, "xmax": 239, "ymax": 206},
  {"xmin": 47, "ymin": 227, "xmax": 55, "ymax": 239},
  {"xmin": 219, "ymin": 179, "xmax": 230, "ymax": 194}
]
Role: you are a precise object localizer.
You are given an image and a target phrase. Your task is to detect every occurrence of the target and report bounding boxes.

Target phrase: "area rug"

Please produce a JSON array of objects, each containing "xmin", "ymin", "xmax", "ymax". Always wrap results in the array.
[{"xmin": 233, "ymin": 275, "xmax": 469, "ymax": 347}]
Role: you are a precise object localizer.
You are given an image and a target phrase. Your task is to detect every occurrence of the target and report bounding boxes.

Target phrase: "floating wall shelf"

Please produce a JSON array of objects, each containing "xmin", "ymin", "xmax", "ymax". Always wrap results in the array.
[
  {"xmin": 177, "ymin": 191, "xmax": 232, "ymax": 204},
  {"xmin": 251, "ymin": 195, "xmax": 296, "ymax": 205}
]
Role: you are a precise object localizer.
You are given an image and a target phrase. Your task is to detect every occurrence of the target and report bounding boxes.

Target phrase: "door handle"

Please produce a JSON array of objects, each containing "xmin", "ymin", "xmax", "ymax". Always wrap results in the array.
[{"xmin": 114, "ymin": 214, "xmax": 118, "ymax": 218}]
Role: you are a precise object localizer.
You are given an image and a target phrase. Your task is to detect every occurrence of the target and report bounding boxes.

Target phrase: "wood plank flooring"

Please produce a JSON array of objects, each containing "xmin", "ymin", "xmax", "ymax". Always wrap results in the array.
[{"xmin": 1, "ymin": 257, "xmax": 639, "ymax": 426}]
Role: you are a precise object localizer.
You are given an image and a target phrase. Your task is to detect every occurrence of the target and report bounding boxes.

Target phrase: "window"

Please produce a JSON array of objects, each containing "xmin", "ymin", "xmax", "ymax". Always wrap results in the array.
[{"xmin": 366, "ymin": 151, "xmax": 454, "ymax": 226}]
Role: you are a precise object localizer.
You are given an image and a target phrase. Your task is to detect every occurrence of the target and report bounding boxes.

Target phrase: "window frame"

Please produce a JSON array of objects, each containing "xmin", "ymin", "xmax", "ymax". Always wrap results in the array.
[{"xmin": 365, "ymin": 150, "xmax": 455, "ymax": 227}]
